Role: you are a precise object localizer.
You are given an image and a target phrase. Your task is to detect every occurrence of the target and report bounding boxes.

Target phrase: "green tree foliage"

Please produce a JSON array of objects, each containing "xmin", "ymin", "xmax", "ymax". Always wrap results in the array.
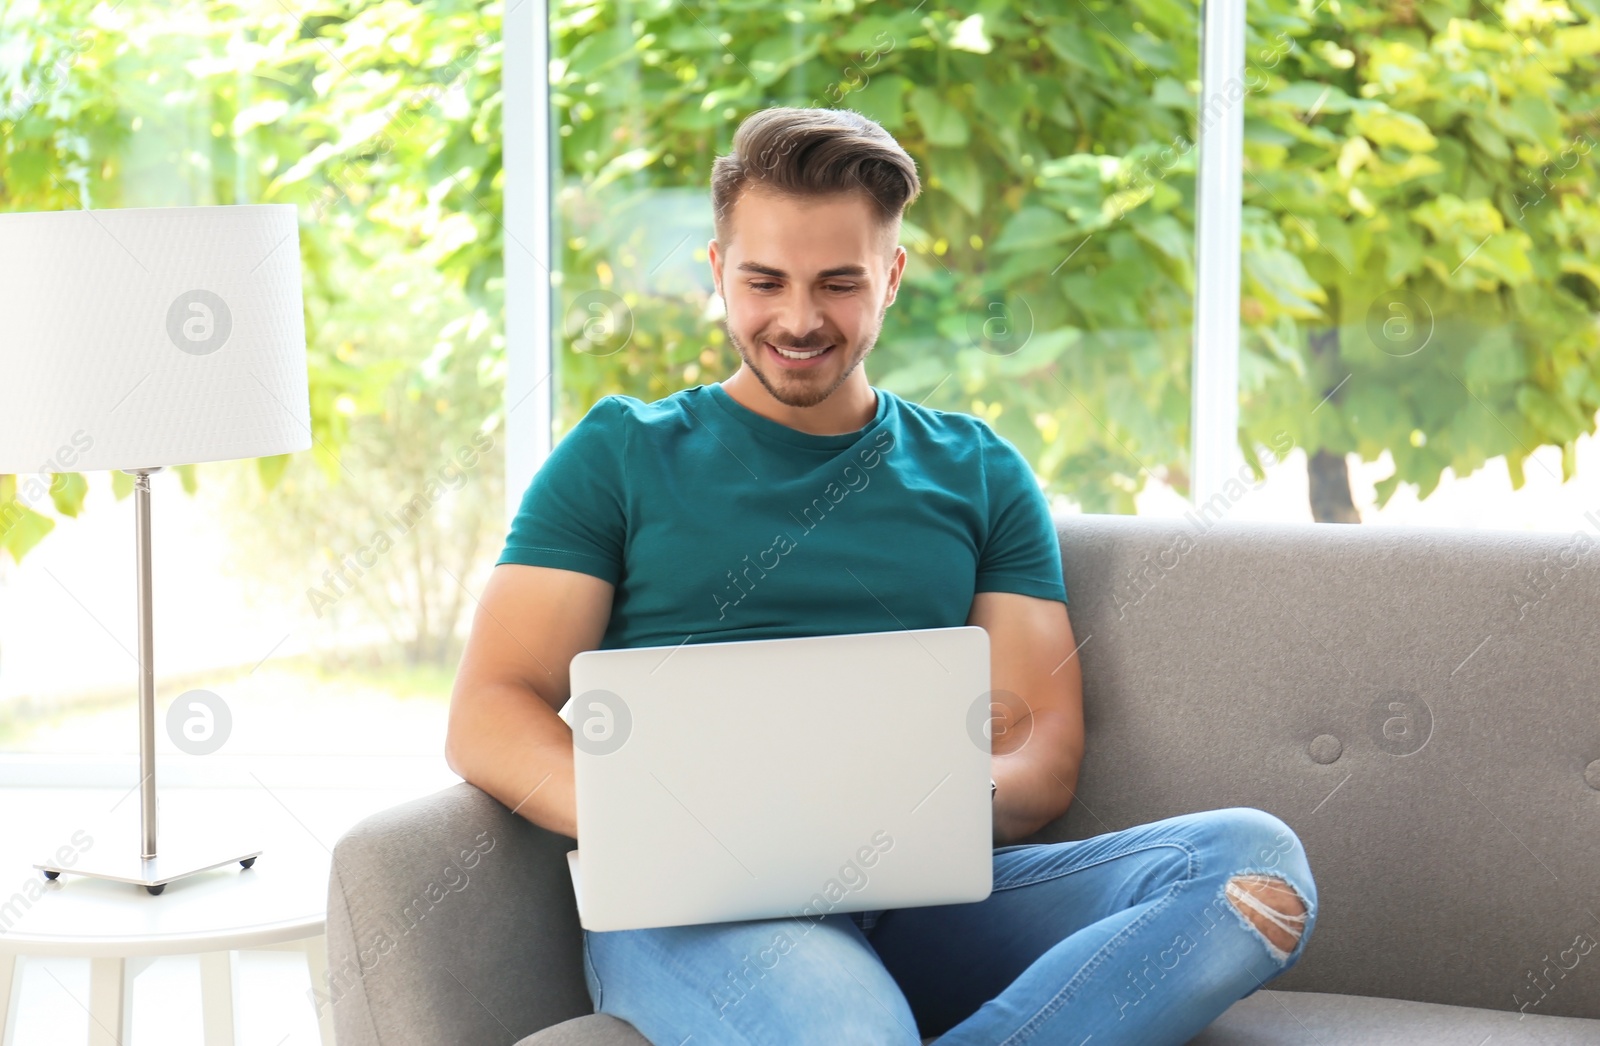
[
  {"xmin": 551, "ymin": 0, "xmax": 1201, "ymax": 512},
  {"xmin": 5, "ymin": 0, "xmax": 1600, "ymax": 568},
  {"xmin": 1242, "ymin": 0, "xmax": 1600, "ymax": 508},
  {"xmin": 0, "ymin": 0, "xmax": 499, "ymax": 563},
  {"xmin": 548, "ymin": 0, "xmax": 1600, "ymax": 514},
  {"xmin": 1, "ymin": 0, "xmax": 133, "ymax": 560},
  {"xmin": 219, "ymin": 239, "xmax": 505, "ymax": 665}
]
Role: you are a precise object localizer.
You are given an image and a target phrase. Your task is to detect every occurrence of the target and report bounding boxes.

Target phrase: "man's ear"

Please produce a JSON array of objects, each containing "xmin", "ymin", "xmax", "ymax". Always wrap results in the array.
[
  {"xmin": 708, "ymin": 236, "xmax": 723, "ymax": 297},
  {"xmin": 885, "ymin": 244, "xmax": 907, "ymax": 307}
]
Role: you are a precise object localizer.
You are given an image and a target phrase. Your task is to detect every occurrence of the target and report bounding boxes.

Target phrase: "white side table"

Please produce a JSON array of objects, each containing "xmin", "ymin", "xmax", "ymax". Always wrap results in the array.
[{"xmin": 0, "ymin": 848, "xmax": 335, "ymax": 1045}]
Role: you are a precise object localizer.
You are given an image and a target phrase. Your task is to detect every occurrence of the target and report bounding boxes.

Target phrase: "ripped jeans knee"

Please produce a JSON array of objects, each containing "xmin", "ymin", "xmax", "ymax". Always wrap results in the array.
[{"xmin": 1224, "ymin": 872, "xmax": 1312, "ymax": 964}]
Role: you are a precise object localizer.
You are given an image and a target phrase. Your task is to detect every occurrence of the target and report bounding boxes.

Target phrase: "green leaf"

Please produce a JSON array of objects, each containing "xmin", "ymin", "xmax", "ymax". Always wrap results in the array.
[
  {"xmin": 1555, "ymin": 23, "xmax": 1600, "ymax": 57},
  {"xmin": 564, "ymin": 28, "xmax": 636, "ymax": 81},
  {"xmin": 1245, "ymin": 116, "xmax": 1300, "ymax": 148},
  {"xmin": 1352, "ymin": 107, "xmax": 1437, "ymax": 153},
  {"xmin": 1121, "ymin": 32, "xmax": 1177, "ymax": 71},
  {"xmin": 588, "ymin": 147, "xmax": 659, "ymax": 193},
  {"xmin": 848, "ymin": 73, "xmax": 908, "ymax": 131},
  {"xmin": 1382, "ymin": 227, "xmax": 1425, "ymax": 283},
  {"xmin": 1133, "ymin": 0, "xmax": 1195, "ymax": 31},
  {"xmin": 877, "ymin": 354, "xmax": 954, "ymax": 398},
  {"xmin": 995, "ymin": 326, "xmax": 1082, "ymax": 376},
  {"xmin": 1507, "ymin": 96, "xmax": 1561, "ymax": 147},
  {"xmin": 1516, "ymin": 385, "xmax": 1585, "ymax": 443},
  {"xmin": 0, "ymin": 503, "xmax": 55, "ymax": 562},
  {"xmin": 1306, "ymin": 212, "xmax": 1357, "ymax": 274},
  {"xmin": 48, "ymin": 472, "xmax": 88, "ymax": 516},
  {"xmin": 933, "ymin": 147, "xmax": 983, "ymax": 216},
  {"xmin": 1133, "ymin": 213, "xmax": 1192, "ymax": 267},
  {"xmin": 1506, "ymin": 452, "xmax": 1527, "ymax": 490},
  {"xmin": 1462, "ymin": 325, "xmax": 1525, "ymax": 385},
  {"xmin": 833, "ymin": 15, "xmax": 899, "ymax": 53},
  {"xmin": 749, "ymin": 33, "xmax": 819, "ymax": 86},
  {"xmin": 993, "ymin": 205, "xmax": 1074, "ymax": 252},
  {"xmin": 1269, "ymin": 82, "xmax": 1356, "ymax": 115},
  {"xmin": 1471, "ymin": 232, "xmax": 1534, "ymax": 285},
  {"xmin": 1414, "ymin": 457, "xmax": 1446, "ymax": 500},
  {"xmin": 1343, "ymin": 382, "xmax": 1410, "ymax": 443},
  {"xmin": 1245, "ymin": 246, "xmax": 1328, "ymax": 317},
  {"xmin": 908, "ymin": 87, "xmax": 969, "ymax": 147},
  {"xmin": 257, "ymin": 453, "xmax": 292, "ymax": 490},
  {"xmin": 972, "ymin": 77, "xmax": 1028, "ymax": 127},
  {"xmin": 1465, "ymin": 117, "xmax": 1510, "ymax": 162},
  {"xmin": 1151, "ymin": 77, "xmax": 1192, "ymax": 109},
  {"xmin": 1373, "ymin": 471, "xmax": 1403, "ymax": 508},
  {"xmin": 1043, "ymin": 24, "xmax": 1112, "ymax": 75}
]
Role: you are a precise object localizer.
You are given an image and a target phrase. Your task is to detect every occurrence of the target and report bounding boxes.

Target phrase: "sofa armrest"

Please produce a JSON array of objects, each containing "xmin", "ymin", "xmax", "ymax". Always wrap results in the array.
[{"xmin": 324, "ymin": 782, "xmax": 591, "ymax": 1046}]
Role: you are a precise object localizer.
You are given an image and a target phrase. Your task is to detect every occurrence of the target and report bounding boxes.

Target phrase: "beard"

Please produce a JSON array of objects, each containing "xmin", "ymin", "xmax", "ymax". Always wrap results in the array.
[{"xmin": 725, "ymin": 301, "xmax": 888, "ymax": 409}]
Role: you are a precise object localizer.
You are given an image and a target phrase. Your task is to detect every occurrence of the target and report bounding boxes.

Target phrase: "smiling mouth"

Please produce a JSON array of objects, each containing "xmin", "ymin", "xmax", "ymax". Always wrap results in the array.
[{"xmin": 767, "ymin": 342, "xmax": 834, "ymax": 360}]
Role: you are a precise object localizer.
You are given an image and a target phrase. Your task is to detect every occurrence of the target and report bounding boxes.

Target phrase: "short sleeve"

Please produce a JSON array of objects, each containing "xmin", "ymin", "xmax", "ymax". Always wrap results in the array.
[
  {"xmin": 495, "ymin": 396, "xmax": 627, "ymax": 584},
  {"xmin": 974, "ymin": 424, "xmax": 1068, "ymax": 605}
]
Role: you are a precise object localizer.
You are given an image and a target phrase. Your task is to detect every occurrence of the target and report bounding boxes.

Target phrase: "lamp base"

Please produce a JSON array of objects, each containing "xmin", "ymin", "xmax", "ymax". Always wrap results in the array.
[{"xmin": 36, "ymin": 844, "xmax": 262, "ymax": 895}]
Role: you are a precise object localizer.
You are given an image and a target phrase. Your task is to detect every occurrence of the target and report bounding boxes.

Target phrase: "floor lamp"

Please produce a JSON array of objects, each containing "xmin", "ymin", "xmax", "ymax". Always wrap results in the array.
[{"xmin": 0, "ymin": 203, "xmax": 312, "ymax": 894}]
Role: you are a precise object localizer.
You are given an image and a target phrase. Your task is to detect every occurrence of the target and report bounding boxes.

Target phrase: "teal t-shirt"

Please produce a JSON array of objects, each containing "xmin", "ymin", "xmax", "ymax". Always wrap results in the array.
[
  {"xmin": 496, "ymin": 382, "xmax": 1067, "ymax": 650},
  {"xmin": 498, "ymin": 382, "xmax": 1066, "ymax": 933}
]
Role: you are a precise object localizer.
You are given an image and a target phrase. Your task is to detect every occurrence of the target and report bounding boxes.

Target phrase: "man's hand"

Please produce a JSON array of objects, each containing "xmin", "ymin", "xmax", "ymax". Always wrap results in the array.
[{"xmin": 966, "ymin": 591, "xmax": 1086, "ymax": 846}]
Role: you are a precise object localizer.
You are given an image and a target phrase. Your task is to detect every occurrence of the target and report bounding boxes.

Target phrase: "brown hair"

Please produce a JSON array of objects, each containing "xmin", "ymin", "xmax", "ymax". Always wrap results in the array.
[{"xmin": 710, "ymin": 107, "xmax": 921, "ymax": 253}]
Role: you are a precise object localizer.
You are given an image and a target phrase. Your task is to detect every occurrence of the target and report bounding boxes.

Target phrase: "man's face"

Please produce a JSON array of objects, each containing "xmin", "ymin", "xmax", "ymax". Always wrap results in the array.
[{"xmin": 710, "ymin": 188, "xmax": 906, "ymax": 409}]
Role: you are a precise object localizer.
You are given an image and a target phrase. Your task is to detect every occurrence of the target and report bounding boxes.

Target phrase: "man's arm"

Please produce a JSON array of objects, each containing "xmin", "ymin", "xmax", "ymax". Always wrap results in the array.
[
  {"xmin": 966, "ymin": 590, "xmax": 1086, "ymax": 846},
  {"xmin": 445, "ymin": 563, "xmax": 614, "ymax": 840}
]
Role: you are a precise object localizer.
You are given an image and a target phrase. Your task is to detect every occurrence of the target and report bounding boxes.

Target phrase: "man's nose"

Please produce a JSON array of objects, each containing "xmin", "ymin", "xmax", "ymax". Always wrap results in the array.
[{"xmin": 773, "ymin": 288, "xmax": 827, "ymax": 343}]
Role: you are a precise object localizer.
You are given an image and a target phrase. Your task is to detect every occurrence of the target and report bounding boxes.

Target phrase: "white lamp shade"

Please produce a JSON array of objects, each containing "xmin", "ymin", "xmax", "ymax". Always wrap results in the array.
[{"xmin": 0, "ymin": 203, "xmax": 311, "ymax": 474}]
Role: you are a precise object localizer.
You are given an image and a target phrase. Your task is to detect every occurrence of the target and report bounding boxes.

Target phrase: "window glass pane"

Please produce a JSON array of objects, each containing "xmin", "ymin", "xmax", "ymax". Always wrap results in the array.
[
  {"xmin": 1238, "ymin": 0, "xmax": 1600, "ymax": 531},
  {"xmin": 551, "ymin": 2, "xmax": 1199, "ymax": 517},
  {"xmin": 0, "ymin": 0, "xmax": 501, "ymax": 774}
]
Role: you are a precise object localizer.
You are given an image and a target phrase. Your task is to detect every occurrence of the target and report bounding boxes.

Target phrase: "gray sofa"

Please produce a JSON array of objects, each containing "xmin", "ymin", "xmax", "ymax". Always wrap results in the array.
[{"xmin": 324, "ymin": 513, "xmax": 1600, "ymax": 1044}]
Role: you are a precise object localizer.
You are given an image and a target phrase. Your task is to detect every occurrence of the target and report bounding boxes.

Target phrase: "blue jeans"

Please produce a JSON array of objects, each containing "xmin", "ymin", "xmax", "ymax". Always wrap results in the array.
[{"xmin": 582, "ymin": 806, "xmax": 1318, "ymax": 1045}]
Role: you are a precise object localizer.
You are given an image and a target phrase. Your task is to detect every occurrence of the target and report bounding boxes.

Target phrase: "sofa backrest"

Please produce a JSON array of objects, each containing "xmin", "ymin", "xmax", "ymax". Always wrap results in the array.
[{"xmin": 1041, "ymin": 512, "xmax": 1600, "ymax": 1018}]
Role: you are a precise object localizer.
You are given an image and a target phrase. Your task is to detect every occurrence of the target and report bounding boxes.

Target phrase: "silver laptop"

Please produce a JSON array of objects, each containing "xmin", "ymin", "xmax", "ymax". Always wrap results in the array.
[{"xmin": 561, "ymin": 626, "xmax": 995, "ymax": 932}]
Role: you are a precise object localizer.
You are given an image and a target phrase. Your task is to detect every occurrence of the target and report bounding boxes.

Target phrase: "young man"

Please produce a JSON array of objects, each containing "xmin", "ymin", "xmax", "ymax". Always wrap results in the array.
[{"xmin": 446, "ymin": 106, "xmax": 1316, "ymax": 1045}]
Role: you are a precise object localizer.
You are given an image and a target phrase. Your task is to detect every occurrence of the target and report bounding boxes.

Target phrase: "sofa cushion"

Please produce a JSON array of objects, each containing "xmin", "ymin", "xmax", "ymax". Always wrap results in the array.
[
  {"xmin": 515, "ymin": 990, "xmax": 1600, "ymax": 1045},
  {"xmin": 514, "ymin": 1014, "xmax": 647, "ymax": 1045},
  {"xmin": 1043, "ymin": 515, "xmax": 1600, "ymax": 1014},
  {"xmin": 1187, "ymin": 989, "xmax": 1600, "ymax": 1044},
  {"xmin": 509, "ymin": 1015, "xmax": 939, "ymax": 1044}
]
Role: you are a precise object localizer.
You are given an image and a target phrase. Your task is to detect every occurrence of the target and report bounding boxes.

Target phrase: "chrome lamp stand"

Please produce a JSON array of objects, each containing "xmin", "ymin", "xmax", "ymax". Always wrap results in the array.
[{"xmin": 33, "ymin": 467, "xmax": 261, "ymax": 894}]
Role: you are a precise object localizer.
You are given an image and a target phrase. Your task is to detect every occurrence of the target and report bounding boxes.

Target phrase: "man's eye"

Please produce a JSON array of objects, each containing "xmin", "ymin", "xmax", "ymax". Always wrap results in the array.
[{"xmin": 747, "ymin": 281, "xmax": 856, "ymax": 292}]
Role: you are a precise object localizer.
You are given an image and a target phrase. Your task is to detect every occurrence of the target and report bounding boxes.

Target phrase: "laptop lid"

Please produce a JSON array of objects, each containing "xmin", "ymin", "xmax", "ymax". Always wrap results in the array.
[{"xmin": 564, "ymin": 625, "xmax": 994, "ymax": 932}]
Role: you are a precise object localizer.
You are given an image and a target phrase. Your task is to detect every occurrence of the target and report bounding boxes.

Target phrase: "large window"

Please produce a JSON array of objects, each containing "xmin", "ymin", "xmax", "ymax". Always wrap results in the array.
[
  {"xmin": 539, "ymin": 1, "xmax": 1600, "ymax": 531},
  {"xmin": 5, "ymin": 0, "xmax": 1600, "ymax": 763},
  {"xmin": 547, "ymin": 2, "xmax": 1199, "ymax": 517},
  {"xmin": 1234, "ymin": 0, "xmax": 1600, "ymax": 529},
  {"xmin": 0, "ymin": 0, "xmax": 502, "ymax": 774}
]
